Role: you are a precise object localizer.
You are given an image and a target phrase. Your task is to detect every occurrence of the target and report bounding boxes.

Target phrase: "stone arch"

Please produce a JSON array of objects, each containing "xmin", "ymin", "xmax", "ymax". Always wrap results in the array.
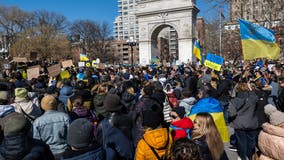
[
  {"xmin": 137, "ymin": 0, "xmax": 199, "ymax": 65},
  {"xmin": 149, "ymin": 23, "xmax": 179, "ymax": 63},
  {"xmin": 149, "ymin": 23, "xmax": 179, "ymax": 41}
]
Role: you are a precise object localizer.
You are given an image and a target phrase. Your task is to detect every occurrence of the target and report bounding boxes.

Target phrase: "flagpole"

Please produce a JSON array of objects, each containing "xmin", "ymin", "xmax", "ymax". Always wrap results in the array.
[{"xmin": 219, "ymin": 8, "xmax": 222, "ymax": 57}]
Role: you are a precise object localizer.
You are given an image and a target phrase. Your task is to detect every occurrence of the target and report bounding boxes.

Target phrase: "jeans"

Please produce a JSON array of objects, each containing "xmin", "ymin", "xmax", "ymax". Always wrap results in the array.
[
  {"xmin": 235, "ymin": 129, "xmax": 259, "ymax": 160},
  {"xmin": 220, "ymin": 100, "xmax": 229, "ymax": 124}
]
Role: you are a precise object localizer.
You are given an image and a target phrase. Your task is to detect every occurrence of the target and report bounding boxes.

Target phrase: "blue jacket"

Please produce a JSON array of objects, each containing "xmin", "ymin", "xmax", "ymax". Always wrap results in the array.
[
  {"xmin": 33, "ymin": 110, "xmax": 71, "ymax": 154},
  {"xmin": 59, "ymin": 85, "xmax": 74, "ymax": 109},
  {"xmin": 61, "ymin": 145, "xmax": 105, "ymax": 160},
  {"xmin": 97, "ymin": 118, "xmax": 134, "ymax": 160}
]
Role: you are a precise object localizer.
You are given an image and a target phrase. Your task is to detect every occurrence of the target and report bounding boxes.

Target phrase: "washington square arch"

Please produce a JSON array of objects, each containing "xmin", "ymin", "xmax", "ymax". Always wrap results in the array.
[{"xmin": 137, "ymin": 0, "xmax": 199, "ymax": 65}]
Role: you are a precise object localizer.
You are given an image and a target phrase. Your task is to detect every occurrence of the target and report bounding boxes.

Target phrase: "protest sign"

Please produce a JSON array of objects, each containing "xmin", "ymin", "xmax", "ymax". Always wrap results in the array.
[
  {"xmin": 3, "ymin": 64, "xmax": 10, "ymax": 69},
  {"xmin": 98, "ymin": 63, "xmax": 105, "ymax": 69},
  {"xmin": 27, "ymin": 65, "xmax": 40, "ymax": 80},
  {"xmin": 92, "ymin": 60, "xmax": 97, "ymax": 67},
  {"xmin": 78, "ymin": 62, "xmax": 85, "ymax": 67},
  {"xmin": 204, "ymin": 53, "xmax": 224, "ymax": 71},
  {"xmin": 62, "ymin": 60, "xmax": 73, "ymax": 68},
  {"xmin": 162, "ymin": 60, "xmax": 167, "ymax": 66},
  {"xmin": 47, "ymin": 64, "xmax": 61, "ymax": 77},
  {"xmin": 13, "ymin": 57, "xmax": 28, "ymax": 63}
]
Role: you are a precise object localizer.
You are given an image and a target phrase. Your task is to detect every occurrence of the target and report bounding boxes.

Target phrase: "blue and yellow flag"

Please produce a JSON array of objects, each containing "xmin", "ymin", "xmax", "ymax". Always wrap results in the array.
[
  {"xmin": 193, "ymin": 40, "xmax": 202, "ymax": 62},
  {"xmin": 187, "ymin": 97, "xmax": 229, "ymax": 142},
  {"xmin": 239, "ymin": 19, "xmax": 280, "ymax": 60},
  {"xmin": 80, "ymin": 54, "xmax": 89, "ymax": 61},
  {"xmin": 204, "ymin": 53, "xmax": 224, "ymax": 71}
]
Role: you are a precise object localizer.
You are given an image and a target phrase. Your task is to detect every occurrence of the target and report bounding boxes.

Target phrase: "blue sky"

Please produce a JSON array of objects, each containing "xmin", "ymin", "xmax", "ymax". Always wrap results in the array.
[{"xmin": 0, "ymin": 0, "xmax": 228, "ymax": 26}]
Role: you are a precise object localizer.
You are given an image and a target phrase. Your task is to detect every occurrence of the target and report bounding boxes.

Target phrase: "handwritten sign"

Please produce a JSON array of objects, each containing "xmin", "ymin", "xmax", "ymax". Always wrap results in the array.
[
  {"xmin": 27, "ymin": 65, "xmax": 40, "ymax": 80},
  {"xmin": 98, "ymin": 63, "xmax": 105, "ymax": 69},
  {"xmin": 3, "ymin": 64, "xmax": 10, "ymax": 69},
  {"xmin": 13, "ymin": 57, "xmax": 28, "ymax": 62},
  {"xmin": 62, "ymin": 60, "xmax": 73, "ymax": 68},
  {"xmin": 78, "ymin": 62, "xmax": 85, "ymax": 67},
  {"xmin": 47, "ymin": 64, "xmax": 61, "ymax": 77}
]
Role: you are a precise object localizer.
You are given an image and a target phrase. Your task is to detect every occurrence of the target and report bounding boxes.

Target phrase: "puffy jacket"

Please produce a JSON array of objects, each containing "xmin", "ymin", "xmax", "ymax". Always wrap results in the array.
[
  {"xmin": 170, "ymin": 117, "xmax": 193, "ymax": 140},
  {"xmin": 258, "ymin": 123, "xmax": 284, "ymax": 160},
  {"xmin": 135, "ymin": 127, "xmax": 172, "ymax": 160}
]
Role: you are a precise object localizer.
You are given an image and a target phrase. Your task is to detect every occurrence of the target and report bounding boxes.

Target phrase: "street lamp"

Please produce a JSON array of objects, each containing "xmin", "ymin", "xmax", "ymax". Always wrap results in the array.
[{"xmin": 126, "ymin": 36, "xmax": 136, "ymax": 68}]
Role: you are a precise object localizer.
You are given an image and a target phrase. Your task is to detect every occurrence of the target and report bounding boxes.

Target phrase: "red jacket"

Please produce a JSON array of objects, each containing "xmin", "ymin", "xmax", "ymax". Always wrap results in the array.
[{"xmin": 170, "ymin": 117, "xmax": 193, "ymax": 140}]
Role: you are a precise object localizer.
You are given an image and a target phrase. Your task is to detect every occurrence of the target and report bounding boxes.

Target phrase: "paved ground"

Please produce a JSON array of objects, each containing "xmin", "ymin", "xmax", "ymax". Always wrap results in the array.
[{"xmin": 225, "ymin": 126, "xmax": 238, "ymax": 160}]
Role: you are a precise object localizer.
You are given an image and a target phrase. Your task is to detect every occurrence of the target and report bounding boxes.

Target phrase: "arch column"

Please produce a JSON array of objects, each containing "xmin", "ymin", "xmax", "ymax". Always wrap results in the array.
[{"xmin": 139, "ymin": 40, "xmax": 151, "ymax": 66}]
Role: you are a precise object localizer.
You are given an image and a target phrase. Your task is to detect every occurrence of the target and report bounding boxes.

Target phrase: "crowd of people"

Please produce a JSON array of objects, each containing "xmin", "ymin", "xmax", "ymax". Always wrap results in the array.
[{"xmin": 0, "ymin": 58, "xmax": 284, "ymax": 160}]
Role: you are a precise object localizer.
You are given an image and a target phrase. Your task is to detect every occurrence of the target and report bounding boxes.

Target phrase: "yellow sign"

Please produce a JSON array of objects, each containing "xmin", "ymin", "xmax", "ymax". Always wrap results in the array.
[
  {"xmin": 59, "ymin": 70, "xmax": 71, "ymax": 80},
  {"xmin": 92, "ymin": 60, "xmax": 97, "ymax": 67},
  {"xmin": 204, "ymin": 60, "xmax": 222, "ymax": 71}
]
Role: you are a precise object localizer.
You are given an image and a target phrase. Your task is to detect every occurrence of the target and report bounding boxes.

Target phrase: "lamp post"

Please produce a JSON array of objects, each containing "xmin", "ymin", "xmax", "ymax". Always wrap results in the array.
[{"xmin": 126, "ymin": 36, "xmax": 136, "ymax": 69}]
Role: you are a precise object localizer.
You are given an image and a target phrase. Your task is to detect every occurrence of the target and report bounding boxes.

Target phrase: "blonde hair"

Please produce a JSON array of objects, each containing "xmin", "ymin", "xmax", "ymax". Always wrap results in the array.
[
  {"xmin": 191, "ymin": 113, "xmax": 224, "ymax": 160},
  {"xmin": 236, "ymin": 83, "xmax": 250, "ymax": 93},
  {"xmin": 91, "ymin": 83, "xmax": 108, "ymax": 95}
]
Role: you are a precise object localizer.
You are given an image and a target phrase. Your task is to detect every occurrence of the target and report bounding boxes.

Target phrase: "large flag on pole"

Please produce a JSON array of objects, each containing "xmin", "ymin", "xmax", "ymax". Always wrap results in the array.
[
  {"xmin": 193, "ymin": 40, "xmax": 202, "ymax": 62},
  {"xmin": 239, "ymin": 19, "xmax": 280, "ymax": 60}
]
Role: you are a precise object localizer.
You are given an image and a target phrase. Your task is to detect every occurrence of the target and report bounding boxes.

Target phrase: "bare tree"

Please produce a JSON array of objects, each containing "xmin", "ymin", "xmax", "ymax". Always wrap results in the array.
[
  {"xmin": 0, "ymin": 5, "xmax": 33, "ymax": 48},
  {"xmin": 69, "ymin": 20, "xmax": 112, "ymax": 61},
  {"xmin": 6, "ymin": 8, "xmax": 71, "ymax": 59}
]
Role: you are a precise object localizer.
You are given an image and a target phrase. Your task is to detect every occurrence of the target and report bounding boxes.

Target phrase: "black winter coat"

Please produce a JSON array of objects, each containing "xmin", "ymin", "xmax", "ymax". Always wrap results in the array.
[
  {"xmin": 0, "ymin": 134, "xmax": 54, "ymax": 160},
  {"xmin": 194, "ymin": 136, "xmax": 228, "ymax": 160}
]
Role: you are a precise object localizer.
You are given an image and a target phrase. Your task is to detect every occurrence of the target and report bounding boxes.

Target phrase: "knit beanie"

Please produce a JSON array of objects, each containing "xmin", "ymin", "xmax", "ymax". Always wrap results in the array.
[
  {"xmin": 142, "ymin": 109, "xmax": 164, "ymax": 129},
  {"xmin": 3, "ymin": 113, "xmax": 29, "ymax": 136},
  {"xmin": 0, "ymin": 91, "xmax": 8, "ymax": 100},
  {"xmin": 172, "ymin": 107, "xmax": 186, "ymax": 119},
  {"xmin": 264, "ymin": 104, "xmax": 284, "ymax": 126},
  {"xmin": 41, "ymin": 95, "xmax": 57, "ymax": 111},
  {"xmin": 14, "ymin": 88, "xmax": 28, "ymax": 98},
  {"xmin": 103, "ymin": 94, "xmax": 123, "ymax": 112},
  {"xmin": 67, "ymin": 118, "xmax": 94, "ymax": 148}
]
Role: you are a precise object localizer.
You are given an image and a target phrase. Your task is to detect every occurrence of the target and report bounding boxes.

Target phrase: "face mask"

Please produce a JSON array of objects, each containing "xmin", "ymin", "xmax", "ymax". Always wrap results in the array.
[{"xmin": 73, "ymin": 107, "xmax": 88, "ymax": 117}]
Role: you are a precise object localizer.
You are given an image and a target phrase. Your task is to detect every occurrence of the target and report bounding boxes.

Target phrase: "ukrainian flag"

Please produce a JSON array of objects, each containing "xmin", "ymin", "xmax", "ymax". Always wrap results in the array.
[
  {"xmin": 204, "ymin": 53, "xmax": 224, "ymax": 71},
  {"xmin": 80, "ymin": 54, "xmax": 89, "ymax": 61},
  {"xmin": 239, "ymin": 19, "xmax": 280, "ymax": 60},
  {"xmin": 193, "ymin": 40, "xmax": 202, "ymax": 62},
  {"xmin": 187, "ymin": 97, "xmax": 229, "ymax": 142}
]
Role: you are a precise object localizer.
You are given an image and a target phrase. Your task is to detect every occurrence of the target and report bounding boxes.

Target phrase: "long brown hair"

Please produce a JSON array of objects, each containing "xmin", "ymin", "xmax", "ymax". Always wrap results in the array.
[{"xmin": 191, "ymin": 112, "xmax": 224, "ymax": 160}]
